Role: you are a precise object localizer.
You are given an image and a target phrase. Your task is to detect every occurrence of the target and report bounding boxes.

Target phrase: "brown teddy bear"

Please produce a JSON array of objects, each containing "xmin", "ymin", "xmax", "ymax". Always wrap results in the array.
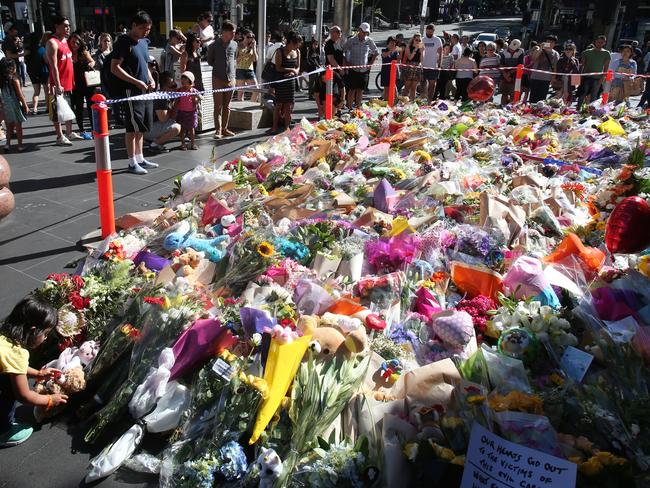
[
  {"xmin": 300, "ymin": 314, "xmax": 368, "ymax": 361},
  {"xmin": 34, "ymin": 366, "xmax": 86, "ymax": 422},
  {"xmin": 171, "ymin": 248, "xmax": 203, "ymax": 276}
]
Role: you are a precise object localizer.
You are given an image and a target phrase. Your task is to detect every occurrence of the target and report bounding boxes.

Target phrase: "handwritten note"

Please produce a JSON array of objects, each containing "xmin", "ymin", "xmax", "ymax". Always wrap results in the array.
[
  {"xmin": 560, "ymin": 346, "xmax": 593, "ymax": 382},
  {"xmin": 461, "ymin": 423, "xmax": 576, "ymax": 488}
]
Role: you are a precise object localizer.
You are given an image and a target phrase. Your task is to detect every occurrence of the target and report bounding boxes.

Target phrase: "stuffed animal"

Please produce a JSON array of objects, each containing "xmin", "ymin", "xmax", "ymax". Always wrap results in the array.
[
  {"xmin": 257, "ymin": 447, "xmax": 283, "ymax": 488},
  {"xmin": 43, "ymin": 340, "xmax": 99, "ymax": 372},
  {"xmin": 34, "ymin": 366, "xmax": 86, "ymax": 421},
  {"xmin": 163, "ymin": 221, "xmax": 229, "ymax": 262},
  {"xmin": 171, "ymin": 248, "xmax": 204, "ymax": 277},
  {"xmin": 430, "ymin": 311, "xmax": 477, "ymax": 361},
  {"xmin": 308, "ymin": 325, "xmax": 368, "ymax": 360}
]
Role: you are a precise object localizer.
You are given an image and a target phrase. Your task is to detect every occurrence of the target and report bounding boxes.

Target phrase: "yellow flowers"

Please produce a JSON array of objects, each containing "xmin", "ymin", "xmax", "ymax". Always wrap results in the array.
[
  {"xmin": 412, "ymin": 150, "xmax": 432, "ymax": 164},
  {"xmin": 575, "ymin": 451, "xmax": 627, "ymax": 476},
  {"xmin": 256, "ymin": 241, "xmax": 275, "ymax": 258},
  {"xmin": 294, "ymin": 167, "xmax": 304, "ymax": 176},
  {"xmin": 342, "ymin": 123, "xmax": 358, "ymax": 136},
  {"xmin": 428, "ymin": 440, "xmax": 456, "ymax": 461},
  {"xmin": 467, "ymin": 394, "xmax": 486, "ymax": 405},
  {"xmin": 239, "ymin": 372, "xmax": 270, "ymax": 399},
  {"xmin": 488, "ymin": 391, "xmax": 544, "ymax": 415},
  {"xmin": 549, "ymin": 372, "xmax": 565, "ymax": 386},
  {"xmin": 390, "ymin": 167, "xmax": 406, "ymax": 181},
  {"xmin": 403, "ymin": 442, "xmax": 419, "ymax": 461},
  {"xmin": 219, "ymin": 349, "xmax": 237, "ymax": 363}
]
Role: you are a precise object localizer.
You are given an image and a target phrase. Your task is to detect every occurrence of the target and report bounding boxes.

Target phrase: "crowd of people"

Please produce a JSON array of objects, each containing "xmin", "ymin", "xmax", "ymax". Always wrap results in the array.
[
  {"xmin": 3, "ymin": 11, "xmax": 650, "ymax": 171},
  {"xmin": 377, "ymin": 26, "xmax": 650, "ymax": 109}
]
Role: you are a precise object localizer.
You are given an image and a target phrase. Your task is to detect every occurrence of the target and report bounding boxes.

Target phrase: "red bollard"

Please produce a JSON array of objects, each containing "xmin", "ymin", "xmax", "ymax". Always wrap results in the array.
[
  {"xmin": 513, "ymin": 64, "xmax": 524, "ymax": 103},
  {"xmin": 601, "ymin": 69, "xmax": 614, "ymax": 105},
  {"xmin": 325, "ymin": 65, "xmax": 333, "ymax": 120},
  {"xmin": 388, "ymin": 60, "xmax": 398, "ymax": 107},
  {"xmin": 91, "ymin": 93, "xmax": 115, "ymax": 238}
]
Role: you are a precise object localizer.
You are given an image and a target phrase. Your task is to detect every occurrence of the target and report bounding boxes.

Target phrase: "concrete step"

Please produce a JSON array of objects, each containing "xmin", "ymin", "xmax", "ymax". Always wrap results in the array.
[{"xmin": 228, "ymin": 101, "xmax": 270, "ymax": 130}]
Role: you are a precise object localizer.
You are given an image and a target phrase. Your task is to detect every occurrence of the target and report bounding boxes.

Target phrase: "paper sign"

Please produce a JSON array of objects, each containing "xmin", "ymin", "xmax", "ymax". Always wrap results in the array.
[
  {"xmin": 560, "ymin": 346, "xmax": 593, "ymax": 382},
  {"xmin": 461, "ymin": 423, "xmax": 576, "ymax": 488},
  {"xmin": 211, "ymin": 358, "xmax": 234, "ymax": 380},
  {"xmin": 604, "ymin": 316, "xmax": 638, "ymax": 343}
]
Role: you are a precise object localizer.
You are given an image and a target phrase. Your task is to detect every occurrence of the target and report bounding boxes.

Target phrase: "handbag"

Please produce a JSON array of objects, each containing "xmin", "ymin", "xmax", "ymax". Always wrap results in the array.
[{"xmin": 84, "ymin": 70, "xmax": 101, "ymax": 87}]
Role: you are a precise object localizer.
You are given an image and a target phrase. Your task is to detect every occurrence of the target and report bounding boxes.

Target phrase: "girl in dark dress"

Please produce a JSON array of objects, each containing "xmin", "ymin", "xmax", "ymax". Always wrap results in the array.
[
  {"xmin": 180, "ymin": 33, "xmax": 204, "ymax": 91},
  {"xmin": 272, "ymin": 31, "xmax": 302, "ymax": 133},
  {"xmin": 69, "ymin": 33, "xmax": 96, "ymax": 139}
]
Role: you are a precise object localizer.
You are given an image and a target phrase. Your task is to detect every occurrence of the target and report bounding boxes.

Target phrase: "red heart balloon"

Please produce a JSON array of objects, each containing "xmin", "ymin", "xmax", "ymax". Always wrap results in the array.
[
  {"xmin": 605, "ymin": 196, "xmax": 650, "ymax": 254},
  {"xmin": 365, "ymin": 313, "xmax": 387, "ymax": 331},
  {"xmin": 467, "ymin": 75, "xmax": 496, "ymax": 102}
]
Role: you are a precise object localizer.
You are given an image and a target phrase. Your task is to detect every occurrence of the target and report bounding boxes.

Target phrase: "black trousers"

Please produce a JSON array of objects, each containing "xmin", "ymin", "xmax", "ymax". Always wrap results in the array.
[
  {"xmin": 71, "ymin": 88, "xmax": 94, "ymax": 133},
  {"xmin": 0, "ymin": 374, "xmax": 16, "ymax": 433},
  {"xmin": 528, "ymin": 79, "xmax": 551, "ymax": 103}
]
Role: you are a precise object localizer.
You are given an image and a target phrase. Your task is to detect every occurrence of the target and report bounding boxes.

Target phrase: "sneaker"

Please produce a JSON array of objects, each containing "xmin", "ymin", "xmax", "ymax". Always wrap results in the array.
[
  {"xmin": 81, "ymin": 132, "xmax": 93, "ymax": 140},
  {"xmin": 56, "ymin": 135, "xmax": 73, "ymax": 146},
  {"xmin": 69, "ymin": 132, "xmax": 84, "ymax": 140},
  {"xmin": 128, "ymin": 162, "xmax": 148, "ymax": 175},
  {"xmin": 149, "ymin": 142, "xmax": 169, "ymax": 153},
  {"xmin": 0, "ymin": 423, "xmax": 33, "ymax": 447},
  {"xmin": 139, "ymin": 159, "xmax": 159, "ymax": 169}
]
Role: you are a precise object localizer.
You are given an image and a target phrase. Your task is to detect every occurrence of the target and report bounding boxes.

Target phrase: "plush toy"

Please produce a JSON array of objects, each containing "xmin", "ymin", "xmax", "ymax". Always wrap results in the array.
[
  {"xmin": 257, "ymin": 447, "xmax": 283, "ymax": 488},
  {"xmin": 171, "ymin": 248, "xmax": 204, "ymax": 277},
  {"xmin": 34, "ymin": 366, "xmax": 86, "ymax": 421},
  {"xmin": 308, "ymin": 323, "xmax": 368, "ymax": 360},
  {"xmin": 43, "ymin": 340, "xmax": 99, "ymax": 372},
  {"xmin": 429, "ymin": 311, "xmax": 477, "ymax": 361},
  {"xmin": 163, "ymin": 221, "xmax": 230, "ymax": 262}
]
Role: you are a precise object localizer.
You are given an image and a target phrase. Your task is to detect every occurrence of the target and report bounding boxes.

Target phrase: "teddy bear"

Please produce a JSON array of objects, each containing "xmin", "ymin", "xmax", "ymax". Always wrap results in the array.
[
  {"xmin": 43, "ymin": 340, "xmax": 99, "ymax": 372},
  {"xmin": 171, "ymin": 248, "xmax": 204, "ymax": 277},
  {"xmin": 301, "ymin": 313, "xmax": 368, "ymax": 360},
  {"xmin": 34, "ymin": 366, "xmax": 86, "ymax": 421}
]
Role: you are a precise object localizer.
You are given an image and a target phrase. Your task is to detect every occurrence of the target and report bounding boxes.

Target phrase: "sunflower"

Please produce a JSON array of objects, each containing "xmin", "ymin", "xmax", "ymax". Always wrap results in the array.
[{"xmin": 256, "ymin": 241, "xmax": 275, "ymax": 258}]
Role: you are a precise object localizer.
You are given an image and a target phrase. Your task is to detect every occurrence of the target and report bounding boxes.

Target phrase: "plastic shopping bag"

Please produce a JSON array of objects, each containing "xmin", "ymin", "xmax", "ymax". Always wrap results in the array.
[{"xmin": 56, "ymin": 94, "xmax": 76, "ymax": 123}]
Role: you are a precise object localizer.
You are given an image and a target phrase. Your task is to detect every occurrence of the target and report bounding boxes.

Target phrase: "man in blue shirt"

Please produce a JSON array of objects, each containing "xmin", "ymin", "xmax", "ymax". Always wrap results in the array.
[{"xmin": 111, "ymin": 11, "xmax": 157, "ymax": 174}]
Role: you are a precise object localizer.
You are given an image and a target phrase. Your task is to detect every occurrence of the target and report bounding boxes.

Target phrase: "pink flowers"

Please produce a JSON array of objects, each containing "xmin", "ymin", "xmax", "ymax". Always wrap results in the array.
[{"xmin": 455, "ymin": 295, "xmax": 496, "ymax": 339}]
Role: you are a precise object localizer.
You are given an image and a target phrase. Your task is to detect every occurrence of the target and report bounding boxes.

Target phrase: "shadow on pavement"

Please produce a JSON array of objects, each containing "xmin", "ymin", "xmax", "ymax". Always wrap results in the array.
[
  {"xmin": 10, "ymin": 172, "xmax": 97, "ymax": 194},
  {"xmin": 0, "ymin": 243, "xmax": 79, "ymax": 266}
]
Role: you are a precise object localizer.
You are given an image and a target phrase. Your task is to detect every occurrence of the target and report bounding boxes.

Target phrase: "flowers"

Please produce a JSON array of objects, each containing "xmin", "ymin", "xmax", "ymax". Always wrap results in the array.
[{"xmin": 256, "ymin": 241, "xmax": 275, "ymax": 258}]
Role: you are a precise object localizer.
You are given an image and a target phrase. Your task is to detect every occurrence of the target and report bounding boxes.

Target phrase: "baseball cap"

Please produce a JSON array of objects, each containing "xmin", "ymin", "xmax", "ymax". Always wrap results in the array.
[
  {"xmin": 359, "ymin": 22, "xmax": 371, "ymax": 34},
  {"xmin": 181, "ymin": 70, "xmax": 195, "ymax": 83},
  {"xmin": 509, "ymin": 39, "xmax": 521, "ymax": 50},
  {"xmin": 3, "ymin": 22, "xmax": 15, "ymax": 32}
]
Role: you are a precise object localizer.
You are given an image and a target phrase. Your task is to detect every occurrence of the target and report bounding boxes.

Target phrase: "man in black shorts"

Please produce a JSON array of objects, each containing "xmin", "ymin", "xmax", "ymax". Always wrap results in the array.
[
  {"xmin": 342, "ymin": 23, "xmax": 377, "ymax": 109},
  {"xmin": 111, "ymin": 11, "xmax": 157, "ymax": 175}
]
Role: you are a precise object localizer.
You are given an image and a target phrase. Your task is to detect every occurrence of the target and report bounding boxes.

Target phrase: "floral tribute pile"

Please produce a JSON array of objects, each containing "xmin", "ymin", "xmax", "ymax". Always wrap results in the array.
[{"xmin": 20, "ymin": 98, "xmax": 650, "ymax": 487}]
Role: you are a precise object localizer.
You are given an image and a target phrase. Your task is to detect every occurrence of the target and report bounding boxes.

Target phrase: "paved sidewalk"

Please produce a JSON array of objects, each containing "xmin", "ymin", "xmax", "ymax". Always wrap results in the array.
[
  {"xmin": 0, "ymin": 91, "xmax": 327, "ymax": 488},
  {"xmin": 0, "ymin": 93, "xmax": 321, "ymax": 318}
]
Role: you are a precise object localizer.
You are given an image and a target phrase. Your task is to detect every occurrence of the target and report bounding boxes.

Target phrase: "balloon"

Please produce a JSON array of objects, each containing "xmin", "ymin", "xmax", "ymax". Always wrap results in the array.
[
  {"xmin": 605, "ymin": 196, "xmax": 650, "ymax": 254},
  {"xmin": 467, "ymin": 75, "xmax": 496, "ymax": 102}
]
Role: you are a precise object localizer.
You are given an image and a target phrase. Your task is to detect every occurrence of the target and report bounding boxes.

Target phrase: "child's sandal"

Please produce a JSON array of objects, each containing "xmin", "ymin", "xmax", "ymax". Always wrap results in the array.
[
  {"xmin": 190, "ymin": 144, "xmax": 198, "ymax": 150},
  {"xmin": 179, "ymin": 144, "xmax": 187, "ymax": 151}
]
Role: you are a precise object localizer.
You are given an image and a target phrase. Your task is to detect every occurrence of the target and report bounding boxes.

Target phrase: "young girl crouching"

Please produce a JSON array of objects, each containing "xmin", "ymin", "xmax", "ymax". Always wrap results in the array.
[{"xmin": 0, "ymin": 296, "xmax": 67, "ymax": 447}]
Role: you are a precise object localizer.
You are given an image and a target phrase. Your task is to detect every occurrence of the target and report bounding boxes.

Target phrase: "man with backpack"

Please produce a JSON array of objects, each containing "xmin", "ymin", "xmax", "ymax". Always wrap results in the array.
[{"xmin": 110, "ymin": 11, "xmax": 158, "ymax": 175}]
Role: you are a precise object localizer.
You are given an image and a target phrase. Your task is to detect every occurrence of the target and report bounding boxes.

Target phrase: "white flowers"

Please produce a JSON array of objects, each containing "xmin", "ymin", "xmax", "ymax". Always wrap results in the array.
[{"xmin": 492, "ymin": 300, "xmax": 577, "ymax": 351}]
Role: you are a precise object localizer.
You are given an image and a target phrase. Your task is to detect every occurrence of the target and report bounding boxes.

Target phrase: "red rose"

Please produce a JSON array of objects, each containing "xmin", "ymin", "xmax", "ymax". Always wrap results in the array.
[
  {"xmin": 71, "ymin": 275, "xmax": 85, "ymax": 290},
  {"xmin": 69, "ymin": 292, "xmax": 85, "ymax": 310}
]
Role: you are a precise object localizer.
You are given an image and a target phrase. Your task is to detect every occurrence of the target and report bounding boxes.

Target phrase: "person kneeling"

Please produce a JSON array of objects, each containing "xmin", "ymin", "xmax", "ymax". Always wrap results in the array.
[
  {"xmin": 145, "ymin": 71, "xmax": 181, "ymax": 153},
  {"xmin": 313, "ymin": 69, "xmax": 346, "ymax": 118},
  {"xmin": 0, "ymin": 297, "xmax": 67, "ymax": 447}
]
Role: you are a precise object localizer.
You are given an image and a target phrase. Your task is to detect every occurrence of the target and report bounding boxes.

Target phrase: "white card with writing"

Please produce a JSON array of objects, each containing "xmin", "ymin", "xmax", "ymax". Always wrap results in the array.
[
  {"xmin": 560, "ymin": 346, "xmax": 593, "ymax": 383},
  {"xmin": 211, "ymin": 358, "xmax": 234, "ymax": 380},
  {"xmin": 461, "ymin": 423, "xmax": 576, "ymax": 488}
]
